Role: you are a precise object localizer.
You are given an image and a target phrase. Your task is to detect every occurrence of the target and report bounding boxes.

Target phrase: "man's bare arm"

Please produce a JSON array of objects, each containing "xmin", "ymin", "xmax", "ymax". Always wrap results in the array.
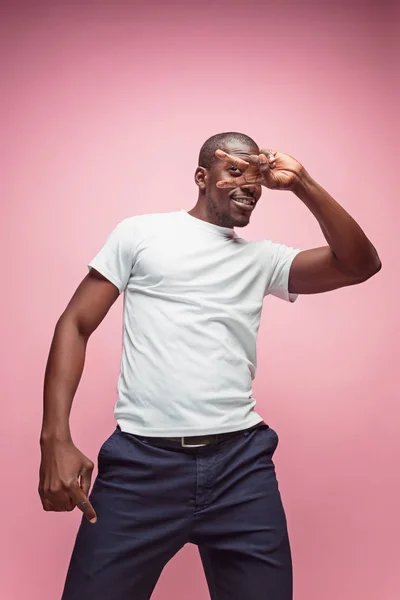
[
  {"xmin": 214, "ymin": 149, "xmax": 381, "ymax": 293},
  {"xmin": 41, "ymin": 269, "xmax": 119, "ymax": 441},
  {"xmin": 288, "ymin": 174, "xmax": 381, "ymax": 294},
  {"xmin": 39, "ymin": 269, "xmax": 119, "ymax": 522}
]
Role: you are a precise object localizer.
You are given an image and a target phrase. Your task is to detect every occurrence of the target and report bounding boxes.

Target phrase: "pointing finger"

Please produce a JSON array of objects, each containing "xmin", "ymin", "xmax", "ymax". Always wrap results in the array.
[
  {"xmin": 216, "ymin": 176, "xmax": 263, "ymax": 189},
  {"xmin": 79, "ymin": 467, "xmax": 93, "ymax": 498},
  {"xmin": 215, "ymin": 150, "xmax": 249, "ymax": 170},
  {"xmin": 69, "ymin": 483, "xmax": 97, "ymax": 524}
]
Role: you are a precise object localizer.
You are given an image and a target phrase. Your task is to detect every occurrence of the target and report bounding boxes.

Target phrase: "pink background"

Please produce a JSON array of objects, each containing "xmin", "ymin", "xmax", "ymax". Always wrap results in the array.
[{"xmin": 1, "ymin": 1, "xmax": 398, "ymax": 598}]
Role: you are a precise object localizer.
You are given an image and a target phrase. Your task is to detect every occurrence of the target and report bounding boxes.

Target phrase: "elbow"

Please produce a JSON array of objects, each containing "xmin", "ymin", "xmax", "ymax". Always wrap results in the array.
[
  {"xmin": 373, "ymin": 256, "xmax": 382, "ymax": 275},
  {"xmin": 56, "ymin": 312, "xmax": 91, "ymax": 341},
  {"xmin": 357, "ymin": 255, "xmax": 382, "ymax": 282},
  {"xmin": 366, "ymin": 248, "xmax": 382, "ymax": 278}
]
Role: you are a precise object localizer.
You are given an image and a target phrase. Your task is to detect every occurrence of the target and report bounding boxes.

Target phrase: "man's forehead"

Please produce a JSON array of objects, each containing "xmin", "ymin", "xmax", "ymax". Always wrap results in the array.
[{"xmin": 221, "ymin": 140, "xmax": 259, "ymax": 158}]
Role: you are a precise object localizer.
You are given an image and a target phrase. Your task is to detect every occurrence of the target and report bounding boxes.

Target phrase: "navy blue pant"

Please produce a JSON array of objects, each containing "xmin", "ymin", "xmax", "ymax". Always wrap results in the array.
[{"xmin": 62, "ymin": 423, "xmax": 292, "ymax": 599}]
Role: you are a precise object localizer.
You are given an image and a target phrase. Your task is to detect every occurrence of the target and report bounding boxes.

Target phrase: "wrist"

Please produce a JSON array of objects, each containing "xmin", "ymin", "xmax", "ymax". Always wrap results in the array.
[
  {"xmin": 40, "ymin": 426, "xmax": 72, "ymax": 446},
  {"xmin": 291, "ymin": 169, "xmax": 314, "ymax": 197}
]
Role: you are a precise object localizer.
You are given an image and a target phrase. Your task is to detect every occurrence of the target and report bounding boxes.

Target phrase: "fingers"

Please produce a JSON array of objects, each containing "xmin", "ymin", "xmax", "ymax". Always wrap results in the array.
[
  {"xmin": 70, "ymin": 483, "xmax": 97, "ymax": 523},
  {"xmin": 77, "ymin": 499, "xmax": 97, "ymax": 523},
  {"xmin": 244, "ymin": 154, "xmax": 262, "ymax": 167},
  {"xmin": 260, "ymin": 148, "xmax": 277, "ymax": 159},
  {"xmin": 40, "ymin": 490, "xmax": 75, "ymax": 512},
  {"xmin": 216, "ymin": 176, "xmax": 263, "ymax": 189},
  {"xmin": 215, "ymin": 149, "xmax": 249, "ymax": 170},
  {"xmin": 260, "ymin": 149, "xmax": 277, "ymax": 168},
  {"xmin": 215, "ymin": 148, "xmax": 276, "ymax": 170},
  {"xmin": 216, "ymin": 178, "xmax": 241, "ymax": 189},
  {"xmin": 259, "ymin": 151, "xmax": 278, "ymax": 181},
  {"xmin": 39, "ymin": 460, "xmax": 96, "ymax": 522},
  {"xmin": 79, "ymin": 467, "xmax": 92, "ymax": 498},
  {"xmin": 259, "ymin": 154, "xmax": 270, "ymax": 172},
  {"xmin": 247, "ymin": 150, "xmax": 276, "ymax": 166},
  {"xmin": 42, "ymin": 497, "xmax": 54, "ymax": 512},
  {"xmin": 215, "ymin": 149, "xmax": 277, "ymax": 188}
]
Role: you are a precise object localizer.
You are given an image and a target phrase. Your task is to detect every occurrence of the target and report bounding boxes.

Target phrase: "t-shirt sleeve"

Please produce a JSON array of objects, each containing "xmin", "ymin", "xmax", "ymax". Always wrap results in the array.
[
  {"xmin": 88, "ymin": 218, "xmax": 135, "ymax": 294},
  {"xmin": 263, "ymin": 240, "xmax": 302, "ymax": 303}
]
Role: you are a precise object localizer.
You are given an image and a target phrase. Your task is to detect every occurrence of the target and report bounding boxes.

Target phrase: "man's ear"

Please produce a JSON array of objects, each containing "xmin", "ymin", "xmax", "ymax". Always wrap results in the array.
[{"xmin": 195, "ymin": 166, "xmax": 207, "ymax": 190}]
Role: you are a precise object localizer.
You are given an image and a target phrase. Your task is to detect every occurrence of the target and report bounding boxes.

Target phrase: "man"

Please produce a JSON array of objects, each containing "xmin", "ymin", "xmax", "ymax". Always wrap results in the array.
[{"xmin": 39, "ymin": 132, "xmax": 381, "ymax": 600}]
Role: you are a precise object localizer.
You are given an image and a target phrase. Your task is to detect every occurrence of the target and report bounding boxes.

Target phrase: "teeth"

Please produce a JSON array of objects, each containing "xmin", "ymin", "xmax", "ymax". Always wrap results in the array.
[{"xmin": 233, "ymin": 198, "xmax": 254, "ymax": 206}]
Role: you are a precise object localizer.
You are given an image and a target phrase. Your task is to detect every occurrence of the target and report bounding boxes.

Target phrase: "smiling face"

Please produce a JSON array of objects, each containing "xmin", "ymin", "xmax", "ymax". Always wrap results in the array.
[{"xmin": 194, "ymin": 139, "xmax": 263, "ymax": 228}]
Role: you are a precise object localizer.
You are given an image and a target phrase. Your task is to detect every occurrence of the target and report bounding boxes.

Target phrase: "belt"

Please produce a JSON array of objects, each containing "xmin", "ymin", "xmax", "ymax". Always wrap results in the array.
[{"xmin": 120, "ymin": 421, "xmax": 268, "ymax": 449}]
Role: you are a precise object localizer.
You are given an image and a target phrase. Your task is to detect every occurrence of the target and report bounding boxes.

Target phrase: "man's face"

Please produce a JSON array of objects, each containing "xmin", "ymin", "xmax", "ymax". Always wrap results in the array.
[{"xmin": 196, "ymin": 139, "xmax": 262, "ymax": 228}]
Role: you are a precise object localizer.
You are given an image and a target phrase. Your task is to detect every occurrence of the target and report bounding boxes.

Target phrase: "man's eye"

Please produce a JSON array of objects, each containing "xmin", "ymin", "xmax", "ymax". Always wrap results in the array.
[{"xmin": 229, "ymin": 166, "xmax": 241, "ymax": 174}]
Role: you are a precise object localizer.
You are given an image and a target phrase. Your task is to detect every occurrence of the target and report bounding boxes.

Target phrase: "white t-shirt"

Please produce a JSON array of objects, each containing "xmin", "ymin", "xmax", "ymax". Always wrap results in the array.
[{"xmin": 88, "ymin": 210, "xmax": 301, "ymax": 436}]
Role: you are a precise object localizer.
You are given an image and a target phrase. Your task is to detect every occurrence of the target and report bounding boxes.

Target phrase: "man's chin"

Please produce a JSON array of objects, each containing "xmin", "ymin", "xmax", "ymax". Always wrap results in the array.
[
  {"xmin": 231, "ymin": 214, "xmax": 251, "ymax": 228},
  {"xmin": 229, "ymin": 202, "xmax": 254, "ymax": 228}
]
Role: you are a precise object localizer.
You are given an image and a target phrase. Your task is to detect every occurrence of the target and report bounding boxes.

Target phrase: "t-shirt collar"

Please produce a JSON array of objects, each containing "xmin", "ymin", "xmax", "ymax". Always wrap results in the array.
[{"xmin": 180, "ymin": 210, "xmax": 236, "ymax": 238}]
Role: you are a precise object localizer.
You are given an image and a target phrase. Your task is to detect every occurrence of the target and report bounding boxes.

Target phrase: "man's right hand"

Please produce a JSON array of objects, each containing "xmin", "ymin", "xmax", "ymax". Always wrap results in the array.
[{"xmin": 39, "ymin": 438, "xmax": 97, "ymax": 523}]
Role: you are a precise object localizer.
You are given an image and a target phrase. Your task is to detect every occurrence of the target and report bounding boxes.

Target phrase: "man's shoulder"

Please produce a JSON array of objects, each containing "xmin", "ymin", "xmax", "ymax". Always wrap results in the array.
[
  {"xmin": 112, "ymin": 211, "xmax": 183, "ymax": 238},
  {"xmin": 119, "ymin": 210, "xmax": 182, "ymax": 229}
]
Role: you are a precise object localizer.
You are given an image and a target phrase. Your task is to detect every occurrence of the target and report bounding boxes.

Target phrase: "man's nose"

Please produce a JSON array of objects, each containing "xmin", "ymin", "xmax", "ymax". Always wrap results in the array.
[{"xmin": 241, "ymin": 184, "xmax": 257, "ymax": 195}]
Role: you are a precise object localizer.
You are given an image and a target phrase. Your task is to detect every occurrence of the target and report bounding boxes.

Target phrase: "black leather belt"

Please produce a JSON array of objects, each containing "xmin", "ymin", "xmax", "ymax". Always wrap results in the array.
[{"xmin": 120, "ymin": 421, "xmax": 268, "ymax": 449}]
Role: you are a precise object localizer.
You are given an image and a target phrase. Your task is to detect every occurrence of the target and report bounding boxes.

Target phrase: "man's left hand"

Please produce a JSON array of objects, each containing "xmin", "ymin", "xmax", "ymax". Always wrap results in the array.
[{"xmin": 215, "ymin": 148, "xmax": 306, "ymax": 191}]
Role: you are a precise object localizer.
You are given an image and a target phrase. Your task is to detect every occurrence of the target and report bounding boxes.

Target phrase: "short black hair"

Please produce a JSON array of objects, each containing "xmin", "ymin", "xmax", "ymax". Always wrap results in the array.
[{"xmin": 198, "ymin": 132, "xmax": 258, "ymax": 169}]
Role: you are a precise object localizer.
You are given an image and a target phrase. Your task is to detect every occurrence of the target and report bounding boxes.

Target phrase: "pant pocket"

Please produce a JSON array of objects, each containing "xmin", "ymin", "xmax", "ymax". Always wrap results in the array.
[
  {"xmin": 98, "ymin": 427, "xmax": 119, "ymax": 460},
  {"xmin": 261, "ymin": 426, "xmax": 279, "ymax": 455}
]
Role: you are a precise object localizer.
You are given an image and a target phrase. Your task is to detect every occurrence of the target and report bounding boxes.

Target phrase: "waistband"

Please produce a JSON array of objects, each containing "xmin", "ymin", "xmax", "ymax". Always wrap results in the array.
[{"xmin": 117, "ymin": 421, "xmax": 268, "ymax": 449}]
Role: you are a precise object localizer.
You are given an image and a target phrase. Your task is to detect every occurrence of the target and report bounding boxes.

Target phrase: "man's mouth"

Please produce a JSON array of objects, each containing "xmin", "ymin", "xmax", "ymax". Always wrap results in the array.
[{"xmin": 231, "ymin": 195, "xmax": 257, "ymax": 209}]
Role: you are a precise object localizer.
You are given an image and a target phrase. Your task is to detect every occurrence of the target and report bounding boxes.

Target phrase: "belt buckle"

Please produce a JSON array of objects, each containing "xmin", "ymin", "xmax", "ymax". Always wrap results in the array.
[{"xmin": 181, "ymin": 437, "xmax": 208, "ymax": 448}]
